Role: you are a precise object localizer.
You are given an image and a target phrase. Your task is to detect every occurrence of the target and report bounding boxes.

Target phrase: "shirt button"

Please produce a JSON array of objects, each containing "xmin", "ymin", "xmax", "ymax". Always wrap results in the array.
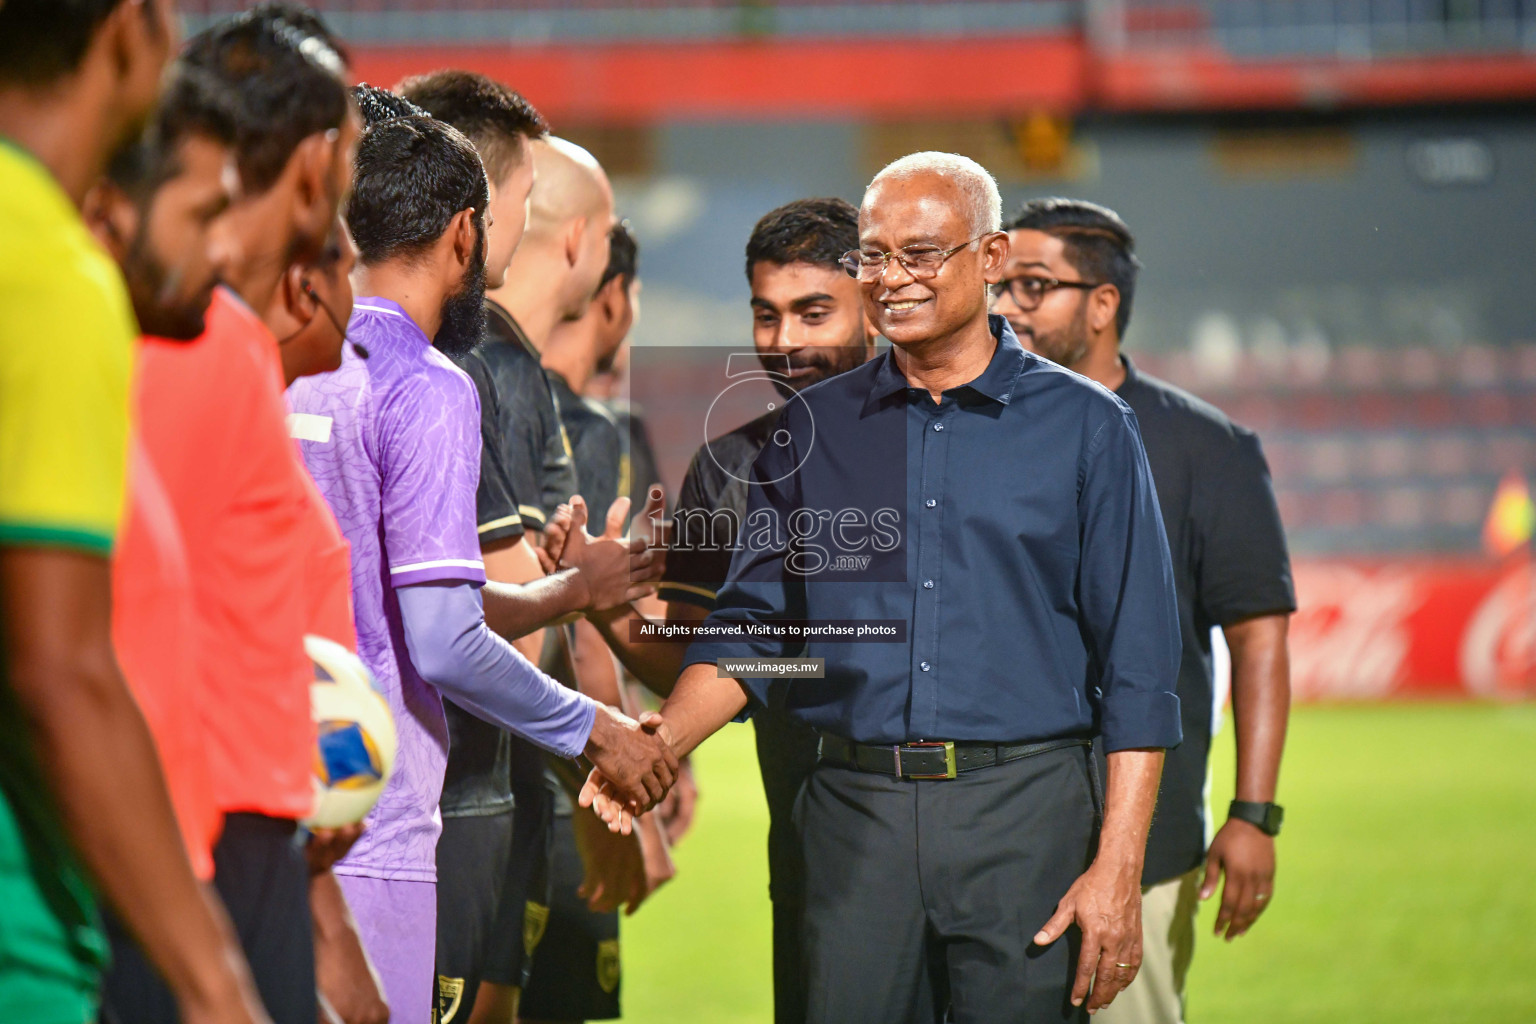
[
  {"xmin": 923, "ymin": 579, "xmax": 934, "ymax": 589},
  {"xmin": 925, "ymin": 498, "xmax": 937, "ymax": 508},
  {"xmin": 933, "ymin": 423, "xmax": 944, "ymax": 432},
  {"xmin": 920, "ymin": 661, "xmax": 931, "ymax": 672}
]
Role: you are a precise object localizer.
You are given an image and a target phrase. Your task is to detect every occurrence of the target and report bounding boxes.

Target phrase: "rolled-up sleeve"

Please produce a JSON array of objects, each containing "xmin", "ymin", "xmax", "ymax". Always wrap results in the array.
[
  {"xmin": 681, "ymin": 410, "xmax": 808, "ymax": 708},
  {"xmin": 1078, "ymin": 405, "xmax": 1182, "ymax": 751}
]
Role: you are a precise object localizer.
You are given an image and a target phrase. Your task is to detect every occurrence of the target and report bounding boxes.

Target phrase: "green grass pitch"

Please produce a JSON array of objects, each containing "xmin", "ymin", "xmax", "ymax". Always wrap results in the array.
[{"xmin": 621, "ymin": 703, "xmax": 1536, "ymax": 1023}]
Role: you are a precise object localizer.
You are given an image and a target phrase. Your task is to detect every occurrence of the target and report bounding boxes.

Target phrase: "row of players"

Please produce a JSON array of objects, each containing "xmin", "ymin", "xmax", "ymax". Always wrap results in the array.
[{"xmin": 0, "ymin": 4, "xmax": 677, "ymax": 1023}]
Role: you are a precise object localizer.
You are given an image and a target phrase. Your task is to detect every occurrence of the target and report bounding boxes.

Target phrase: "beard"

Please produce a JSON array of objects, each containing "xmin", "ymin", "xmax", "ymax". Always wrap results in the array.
[
  {"xmin": 766, "ymin": 343, "xmax": 870, "ymax": 400},
  {"xmin": 1015, "ymin": 299, "xmax": 1090, "ymax": 369},
  {"xmin": 124, "ymin": 228, "xmax": 214, "ymax": 341},
  {"xmin": 433, "ymin": 229, "xmax": 488, "ymax": 357}
]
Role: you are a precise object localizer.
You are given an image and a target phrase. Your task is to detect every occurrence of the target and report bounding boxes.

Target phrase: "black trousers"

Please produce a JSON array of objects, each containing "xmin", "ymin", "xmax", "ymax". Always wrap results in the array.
[
  {"xmin": 796, "ymin": 744, "xmax": 1098, "ymax": 1024},
  {"xmin": 753, "ymin": 701, "xmax": 822, "ymax": 1024},
  {"xmin": 101, "ymin": 813, "xmax": 314, "ymax": 1024}
]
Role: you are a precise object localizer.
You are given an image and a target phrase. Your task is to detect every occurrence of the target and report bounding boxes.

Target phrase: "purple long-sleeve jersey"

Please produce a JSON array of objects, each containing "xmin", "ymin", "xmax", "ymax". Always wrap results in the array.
[{"xmin": 288, "ymin": 297, "xmax": 592, "ymax": 881}]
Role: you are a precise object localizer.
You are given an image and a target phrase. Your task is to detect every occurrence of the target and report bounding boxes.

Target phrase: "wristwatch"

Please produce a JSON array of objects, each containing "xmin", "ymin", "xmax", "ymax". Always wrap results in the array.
[{"xmin": 1228, "ymin": 800, "xmax": 1284, "ymax": 837}]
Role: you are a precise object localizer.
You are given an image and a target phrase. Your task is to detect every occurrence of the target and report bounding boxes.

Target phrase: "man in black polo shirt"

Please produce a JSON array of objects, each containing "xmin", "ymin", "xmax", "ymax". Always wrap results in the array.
[
  {"xmin": 591, "ymin": 199, "xmax": 876, "ymax": 1024},
  {"xmin": 584, "ymin": 153, "xmax": 1182, "ymax": 1023},
  {"xmin": 659, "ymin": 196, "xmax": 876, "ymax": 1024},
  {"xmin": 993, "ymin": 197, "xmax": 1295, "ymax": 1024}
]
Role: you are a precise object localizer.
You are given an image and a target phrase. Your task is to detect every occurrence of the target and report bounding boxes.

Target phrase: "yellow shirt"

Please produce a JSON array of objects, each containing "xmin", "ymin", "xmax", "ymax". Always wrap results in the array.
[
  {"xmin": 0, "ymin": 137, "xmax": 134, "ymax": 1018},
  {"xmin": 0, "ymin": 138, "xmax": 134, "ymax": 554}
]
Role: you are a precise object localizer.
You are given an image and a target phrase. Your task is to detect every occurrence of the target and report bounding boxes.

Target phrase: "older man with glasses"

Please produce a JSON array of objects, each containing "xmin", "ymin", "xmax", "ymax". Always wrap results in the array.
[{"xmin": 582, "ymin": 152, "xmax": 1182, "ymax": 1023}]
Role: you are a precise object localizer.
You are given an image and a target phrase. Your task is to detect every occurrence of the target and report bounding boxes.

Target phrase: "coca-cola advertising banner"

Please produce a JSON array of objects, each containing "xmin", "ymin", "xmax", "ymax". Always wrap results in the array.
[{"xmin": 1291, "ymin": 559, "xmax": 1534, "ymax": 700}]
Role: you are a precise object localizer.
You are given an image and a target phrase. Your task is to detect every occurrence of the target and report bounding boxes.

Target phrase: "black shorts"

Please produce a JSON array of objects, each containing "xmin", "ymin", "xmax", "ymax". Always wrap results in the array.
[
  {"xmin": 517, "ymin": 811, "xmax": 621, "ymax": 1021},
  {"xmin": 435, "ymin": 810, "xmax": 514, "ymax": 1019},
  {"xmin": 481, "ymin": 742, "xmax": 554, "ymax": 990},
  {"xmin": 102, "ymin": 813, "xmax": 315, "ymax": 1024}
]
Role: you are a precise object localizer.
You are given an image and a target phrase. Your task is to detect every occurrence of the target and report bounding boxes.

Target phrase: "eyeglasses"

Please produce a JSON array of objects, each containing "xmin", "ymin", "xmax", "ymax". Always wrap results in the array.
[
  {"xmin": 839, "ymin": 235, "xmax": 988, "ymax": 282},
  {"xmin": 989, "ymin": 274, "xmax": 1103, "ymax": 310}
]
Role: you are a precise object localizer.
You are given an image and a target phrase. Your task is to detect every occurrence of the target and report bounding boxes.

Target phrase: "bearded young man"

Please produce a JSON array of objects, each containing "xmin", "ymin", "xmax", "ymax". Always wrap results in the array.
[
  {"xmin": 994, "ymin": 198, "xmax": 1295, "ymax": 1024},
  {"xmin": 592, "ymin": 196, "xmax": 877, "ymax": 1024}
]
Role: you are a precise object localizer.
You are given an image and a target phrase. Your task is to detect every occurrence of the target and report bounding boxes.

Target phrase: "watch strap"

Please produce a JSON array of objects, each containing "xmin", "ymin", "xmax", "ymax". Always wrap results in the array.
[{"xmin": 1228, "ymin": 799, "xmax": 1284, "ymax": 837}]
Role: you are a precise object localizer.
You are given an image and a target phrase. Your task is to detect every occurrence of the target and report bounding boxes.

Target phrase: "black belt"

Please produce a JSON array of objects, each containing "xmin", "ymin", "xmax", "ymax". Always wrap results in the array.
[{"xmin": 816, "ymin": 733, "xmax": 1090, "ymax": 780}]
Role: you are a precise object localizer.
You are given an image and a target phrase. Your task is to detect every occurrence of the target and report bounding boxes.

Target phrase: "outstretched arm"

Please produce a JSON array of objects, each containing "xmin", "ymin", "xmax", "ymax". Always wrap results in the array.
[
  {"xmin": 586, "ymin": 600, "xmax": 703, "ymax": 698},
  {"xmin": 396, "ymin": 581, "xmax": 676, "ymax": 807},
  {"xmin": 399, "ymin": 580, "xmax": 595, "ymax": 756},
  {"xmin": 481, "ymin": 535, "xmax": 546, "ymax": 663}
]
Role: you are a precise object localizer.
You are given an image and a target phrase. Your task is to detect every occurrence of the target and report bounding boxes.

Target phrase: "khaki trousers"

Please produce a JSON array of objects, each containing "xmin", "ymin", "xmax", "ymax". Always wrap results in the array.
[{"xmin": 1095, "ymin": 868, "xmax": 1201, "ymax": 1024}]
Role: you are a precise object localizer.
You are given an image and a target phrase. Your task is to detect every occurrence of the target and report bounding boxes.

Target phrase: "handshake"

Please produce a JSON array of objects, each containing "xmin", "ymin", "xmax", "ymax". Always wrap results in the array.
[{"xmin": 579, "ymin": 707, "xmax": 676, "ymax": 835}]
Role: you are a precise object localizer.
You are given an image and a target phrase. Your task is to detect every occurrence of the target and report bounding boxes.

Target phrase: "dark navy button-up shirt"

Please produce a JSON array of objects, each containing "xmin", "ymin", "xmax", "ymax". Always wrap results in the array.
[{"xmin": 683, "ymin": 316, "xmax": 1182, "ymax": 752}]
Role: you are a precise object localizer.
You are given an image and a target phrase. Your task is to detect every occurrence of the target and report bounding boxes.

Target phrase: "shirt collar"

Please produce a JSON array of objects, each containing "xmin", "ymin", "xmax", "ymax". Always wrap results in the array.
[
  {"xmin": 864, "ymin": 314, "xmax": 1026, "ymax": 413},
  {"xmin": 216, "ymin": 283, "xmax": 258, "ymax": 318},
  {"xmin": 1117, "ymin": 353, "xmax": 1139, "ymax": 394},
  {"xmin": 0, "ymin": 137, "xmax": 75, "ymax": 224},
  {"xmin": 352, "ymin": 296, "xmax": 429, "ymax": 343},
  {"xmin": 486, "ymin": 299, "xmax": 537, "ymax": 356}
]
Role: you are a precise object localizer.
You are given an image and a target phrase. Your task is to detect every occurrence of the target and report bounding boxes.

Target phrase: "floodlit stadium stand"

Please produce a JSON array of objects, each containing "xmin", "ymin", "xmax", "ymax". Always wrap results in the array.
[{"xmin": 225, "ymin": 0, "xmax": 1536, "ymax": 559}]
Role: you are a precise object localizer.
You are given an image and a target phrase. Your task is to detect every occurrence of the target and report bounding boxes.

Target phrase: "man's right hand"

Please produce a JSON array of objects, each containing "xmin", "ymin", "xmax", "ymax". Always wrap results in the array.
[
  {"xmin": 582, "ymin": 704, "xmax": 677, "ymax": 810},
  {"xmin": 558, "ymin": 496, "xmax": 659, "ymax": 611},
  {"xmin": 537, "ymin": 503, "xmax": 572, "ymax": 575},
  {"xmin": 304, "ymin": 824, "xmax": 364, "ymax": 877}
]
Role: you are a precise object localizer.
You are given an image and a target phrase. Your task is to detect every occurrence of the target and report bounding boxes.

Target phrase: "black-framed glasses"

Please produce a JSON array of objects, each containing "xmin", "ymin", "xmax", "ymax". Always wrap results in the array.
[
  {"xmin": 989, "ymin": 274, "xmax": 1103, "ymax": 310},
  {"xmin": 839, "ymin": 235, "xmax": 988, "ymax": 282}
]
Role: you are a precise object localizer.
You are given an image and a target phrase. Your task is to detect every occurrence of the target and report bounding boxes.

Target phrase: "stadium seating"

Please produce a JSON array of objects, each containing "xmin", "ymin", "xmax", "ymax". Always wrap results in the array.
[
  {"xmin": 1135, "ymin": 343, "xmax": 1536, "ymax": 555},
  {"xmin": 180, "ymin": 0, "xmax": 1536, "ymax": 54}
]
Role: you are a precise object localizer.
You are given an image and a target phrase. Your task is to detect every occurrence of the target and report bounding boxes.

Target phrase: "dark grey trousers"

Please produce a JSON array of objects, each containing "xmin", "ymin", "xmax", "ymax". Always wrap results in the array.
[
  {"xmin": 754, "ymin": 702, "xmax": 823, "ymax": 1024},
  {"xmin": 795, "ymin": 744, "xmax": 1098, "ymax": 1024}
]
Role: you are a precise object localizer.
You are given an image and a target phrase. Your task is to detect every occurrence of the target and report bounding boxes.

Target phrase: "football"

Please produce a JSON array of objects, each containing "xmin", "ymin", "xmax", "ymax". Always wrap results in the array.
[{"xmin": 303, "ymin": 635, "xmax": 397, "ymax": 829}]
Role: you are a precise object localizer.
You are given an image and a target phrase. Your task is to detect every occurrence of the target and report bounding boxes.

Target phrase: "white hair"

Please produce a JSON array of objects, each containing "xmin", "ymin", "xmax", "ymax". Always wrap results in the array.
[{"xmin": 868, "ymin": 151, "xmax": 1002, "ymax": 236}]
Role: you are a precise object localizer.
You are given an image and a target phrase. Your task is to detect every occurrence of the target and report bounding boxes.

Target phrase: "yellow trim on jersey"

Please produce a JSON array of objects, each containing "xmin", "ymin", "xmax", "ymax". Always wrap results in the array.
[
  {"xmin": 658, "ymin": 582, "xmax": 718, "ymax": 600},
  {"xmin": 477, "ymin": 514, "xmax": 524, "ymax": 536},
  {"xmin": 518, "ymin": 504, "xmax": 548, "ymax": 526}
]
